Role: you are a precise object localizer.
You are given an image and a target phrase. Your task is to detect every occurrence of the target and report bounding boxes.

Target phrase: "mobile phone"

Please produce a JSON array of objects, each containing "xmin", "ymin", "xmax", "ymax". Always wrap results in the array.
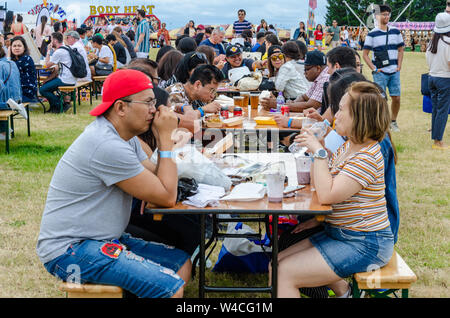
[{"xmin": 283, "ymin": 185, "xmax": 305, "ymax": 196}]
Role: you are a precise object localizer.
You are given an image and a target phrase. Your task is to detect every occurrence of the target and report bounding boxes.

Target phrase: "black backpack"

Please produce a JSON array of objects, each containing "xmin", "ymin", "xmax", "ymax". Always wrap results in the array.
[{"xmin": 59, "ymin": 46, "xmax": 88, "ymax": 79}]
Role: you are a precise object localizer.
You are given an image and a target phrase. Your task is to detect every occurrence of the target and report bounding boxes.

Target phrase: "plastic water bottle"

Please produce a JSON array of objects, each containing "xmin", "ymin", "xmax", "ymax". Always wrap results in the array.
[{"xmin": 276, "ymin": 92, "xmax": 285, "ymax": 113}]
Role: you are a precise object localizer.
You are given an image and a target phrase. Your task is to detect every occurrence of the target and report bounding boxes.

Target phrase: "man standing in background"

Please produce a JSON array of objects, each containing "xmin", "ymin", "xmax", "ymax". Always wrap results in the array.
[
  {"xmin": 233, "ymin": 9, "xmax": 252, "ymax": 37},
  {"xmin": 134, "ymin": 9, "xmax": 150, "ymax": 58},
  {"xmin": 326, "ymin": 20, "xmax": 340, "ymax": 48},
  {"xmin": 363, "ymin": 4, "xmax": 404, "ymax": 132}
]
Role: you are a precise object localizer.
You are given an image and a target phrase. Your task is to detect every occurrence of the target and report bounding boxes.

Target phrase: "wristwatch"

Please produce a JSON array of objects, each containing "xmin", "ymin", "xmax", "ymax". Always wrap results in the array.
[{"xmin": 313, "ymin": 148, "xmax": 328, "ymax": 160}]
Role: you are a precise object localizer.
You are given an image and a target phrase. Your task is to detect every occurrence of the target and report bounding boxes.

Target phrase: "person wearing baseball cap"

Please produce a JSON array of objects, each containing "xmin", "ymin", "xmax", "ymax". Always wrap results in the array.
[
  {"xmin": 222, "ymin": 44, "xmax": 266, "ymax": 79},
  {"xmin": 285, "ymin": 50, "xmax": 330, "ymax": 113},
  {"xmin": 37, "ymin": 69, "xmax": 192, "ymax": 298}
]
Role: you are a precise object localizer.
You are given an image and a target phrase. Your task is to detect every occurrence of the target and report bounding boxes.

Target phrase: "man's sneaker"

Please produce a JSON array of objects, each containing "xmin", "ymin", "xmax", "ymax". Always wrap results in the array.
[{"xmin": 390, "ymin": 121, "xmax": 400, "ymax": 132}]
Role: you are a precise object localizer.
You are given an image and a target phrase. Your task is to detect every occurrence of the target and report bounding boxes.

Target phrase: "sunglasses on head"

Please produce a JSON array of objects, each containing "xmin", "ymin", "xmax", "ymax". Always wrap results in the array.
[
  {"xmin": 270, "ymin": 53, "xmax": 285, "ymax": 62},
  {"xmin": 190, "ymin": 52, "xmax": 208, "ymax": 63}
]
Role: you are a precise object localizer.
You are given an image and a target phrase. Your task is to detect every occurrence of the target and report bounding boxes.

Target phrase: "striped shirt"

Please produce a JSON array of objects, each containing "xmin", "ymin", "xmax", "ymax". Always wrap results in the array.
[
  {"xmin": 135, "ymin": 19, "xmax": 151, "ymax": 54},
  {"xmin": 326, "ymin": 141, "xmax": 390, "ymax": 232},
  {"xmin": 233, "ymin": 20, "xmax": 252, "ymax": 35},
  {"xmin": 363, "ymin": 27, "xmax": 404, "ymax": 73}
]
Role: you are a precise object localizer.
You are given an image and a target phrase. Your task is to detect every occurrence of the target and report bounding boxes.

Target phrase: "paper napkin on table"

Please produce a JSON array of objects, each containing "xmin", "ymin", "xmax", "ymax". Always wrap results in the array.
[
  {"xmin": 183, "ymin": 183, "xmax": 226, "ymax": 208},
  {"xmin": 220, "ymin": 183, "xmax": 266, "ymax": 201}
]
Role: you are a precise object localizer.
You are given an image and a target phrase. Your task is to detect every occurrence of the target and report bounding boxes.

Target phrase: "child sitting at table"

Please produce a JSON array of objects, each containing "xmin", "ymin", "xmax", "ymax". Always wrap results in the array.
[{"xmin": 273, "ymin": 81, "xmax": 394, "ymax": 298}]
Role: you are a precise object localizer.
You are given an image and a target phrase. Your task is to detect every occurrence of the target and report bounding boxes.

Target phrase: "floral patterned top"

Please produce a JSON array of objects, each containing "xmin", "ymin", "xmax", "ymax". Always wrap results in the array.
[{"xmin": 13, "ymin": 55, "xmax": 37, "ymax": 101}]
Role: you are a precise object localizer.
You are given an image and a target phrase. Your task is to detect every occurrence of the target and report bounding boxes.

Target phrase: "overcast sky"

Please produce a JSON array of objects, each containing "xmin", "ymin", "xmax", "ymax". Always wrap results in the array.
[{"xmin": 8, "ymin": 0, "xmax": 329, "ymax": 30}]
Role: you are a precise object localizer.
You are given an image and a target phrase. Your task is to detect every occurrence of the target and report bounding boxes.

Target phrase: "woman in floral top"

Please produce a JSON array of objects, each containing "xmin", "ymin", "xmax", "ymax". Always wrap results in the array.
[{"xmin": 10, "ymin": 36, "xmax": 37, "ymax": 102}]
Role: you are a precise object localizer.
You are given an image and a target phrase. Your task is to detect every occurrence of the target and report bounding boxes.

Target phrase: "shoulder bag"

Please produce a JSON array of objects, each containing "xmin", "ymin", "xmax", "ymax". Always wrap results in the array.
[{"xmin": 373, "ymin": 27, "xmax": 391, "ymax": 69}]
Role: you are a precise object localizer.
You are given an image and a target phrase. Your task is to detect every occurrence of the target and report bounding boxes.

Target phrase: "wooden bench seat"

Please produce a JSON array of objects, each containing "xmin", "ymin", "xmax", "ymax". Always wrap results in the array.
[
  {"xmin": 0, "ymin": 103, "xmax": 31, "ymax": 154},
  {"xmin": 59, "ymin": 282, "xmax": 123, "ymax": 298},
  {"xmin": 92, "ymin": 76, "xmax": 108, "ymax": 100},
  {"xmin": 352, "ymin": 251, "xmax": 417, "ymax": 298},
  {"xmin": 57, "ymin": 81, "xmax": 93, "ymax": 114}
]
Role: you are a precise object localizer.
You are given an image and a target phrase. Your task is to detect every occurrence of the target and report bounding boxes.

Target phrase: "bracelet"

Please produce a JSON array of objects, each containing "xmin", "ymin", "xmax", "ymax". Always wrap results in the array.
[
  {"xmin": 198, "ymin": 107, "xmax": 205, "ymax": 117},
  {"xmin": 287, "ymin": 118, "xmax": 293, "ymax": 128},
  {"xmin": 159, "ymin": 151, "xmax": 174, "ymax": 159}
]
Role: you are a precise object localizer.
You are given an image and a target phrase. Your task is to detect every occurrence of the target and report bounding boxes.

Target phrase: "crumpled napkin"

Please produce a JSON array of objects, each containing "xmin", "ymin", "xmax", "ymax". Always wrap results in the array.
[{"xmin": 183, "ymin": 183, "xmax": 226, "ymax": 208}]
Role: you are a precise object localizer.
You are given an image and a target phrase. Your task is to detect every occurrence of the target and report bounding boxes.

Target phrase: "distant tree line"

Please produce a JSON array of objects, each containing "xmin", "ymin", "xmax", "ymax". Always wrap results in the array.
[{"xmin": 325, "ymin": 0, "xmax": 447, "ymax": 26}]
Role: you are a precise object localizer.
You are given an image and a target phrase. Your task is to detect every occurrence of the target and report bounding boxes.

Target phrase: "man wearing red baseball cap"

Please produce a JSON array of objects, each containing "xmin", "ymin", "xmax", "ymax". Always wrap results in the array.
[{"xmin": 37, "ymin": 69, "xmax": 191, "ymax": 298}]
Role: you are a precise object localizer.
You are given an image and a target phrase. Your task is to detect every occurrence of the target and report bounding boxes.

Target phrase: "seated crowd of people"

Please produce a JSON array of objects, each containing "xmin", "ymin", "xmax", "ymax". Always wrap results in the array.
[{"xmin": 27, "ymin": 8, "xmax": 402, "ymax": 299}]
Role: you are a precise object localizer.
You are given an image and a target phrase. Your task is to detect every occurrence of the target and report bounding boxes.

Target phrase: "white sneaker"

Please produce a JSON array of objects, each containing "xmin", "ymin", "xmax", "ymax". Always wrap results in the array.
[
  {"xmin": 7, "ymin": 99, "xmax": 28, "ymax": 120},
  {"xmin": 390, "ymin": 121, "xmax": 400, "ymax": 132}
]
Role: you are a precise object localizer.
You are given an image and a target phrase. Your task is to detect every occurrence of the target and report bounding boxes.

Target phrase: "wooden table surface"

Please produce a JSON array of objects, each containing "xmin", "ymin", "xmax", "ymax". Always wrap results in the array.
[
  {"xmin": 203, "ymin": 106, "xmax": 304, "ymax": 132},
  {"xmin": 146, "ymin": 153, "xmax": 331, "ymax": 216}
]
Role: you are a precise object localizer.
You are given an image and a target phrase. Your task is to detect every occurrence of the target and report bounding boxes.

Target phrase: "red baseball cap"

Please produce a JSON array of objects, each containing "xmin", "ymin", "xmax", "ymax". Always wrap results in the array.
[
  {"xmin": 197, "ymin": 24, "xmax": 205, "ymax": 30},
  {"xmin": 89, "ymin": 69, "xmax": 154, "ymax": 116}
]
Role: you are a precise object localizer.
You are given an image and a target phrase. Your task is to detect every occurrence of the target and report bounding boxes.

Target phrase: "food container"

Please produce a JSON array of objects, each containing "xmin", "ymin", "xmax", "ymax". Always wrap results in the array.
[
  {"xmin": 223, "ymin": 117, "xmax": 244, "ymax": 127},
  {"xmin": 254, "ymin": 116, "xmax": 277, "ymax": 125}
]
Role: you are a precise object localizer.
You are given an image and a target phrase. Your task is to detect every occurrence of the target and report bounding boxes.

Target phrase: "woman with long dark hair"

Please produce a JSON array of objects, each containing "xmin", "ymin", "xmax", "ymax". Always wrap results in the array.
[
  {"xmin": 293, "ymin": 21, "xmax": 308, "ymax": 43},
  {"xmin": 314, "ymin": 24, "xmax": 324, "ymax": 50},
  {"xmin": 9, "ymin": 36, "xmax": 38, "ymax": 103},
  {"xmin": 159, "ymin": 50, "xmax": 208, "ymax": 89},
  {"xmin": 184, "ymin": 20, "xmax": 196, "ymax": 37},
  {"xmin": 426, "ymin": 12, "xmax": 450, "ymax": 150},
  {"xmin": 157, "ymin": 49, "xmax": 184, "ymax": 88},
  {"xmin": 35, "ymin": 16, "xmax": 52, "ymax": 50}
]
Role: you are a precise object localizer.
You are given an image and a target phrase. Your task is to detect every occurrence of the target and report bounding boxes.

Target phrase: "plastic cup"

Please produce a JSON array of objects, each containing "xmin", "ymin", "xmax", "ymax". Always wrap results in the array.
[
  {"xmin": 233, "ymin": 96, "xmax": 244, "ymax": 107},
  {"xmin": 250, "ymin": 93, "xmax": 260, "ymax": 109},
  {"xmin": 266, "ymin": 173, "xmax": 285, "ymax": 202},
  {"xmin": 240, "ymin": 92, "xmax": 250, "ymax": 107},
  {"xmin": 295, "ymin": 155, "xmax": 312, "ymax": 185},
  {"xmin": 265, "ymin": 162, "xmax": 286, "ymax": 203},
  {"xmin": 302, "ymin": 117, "xmax": 317, "ymax": 129}
]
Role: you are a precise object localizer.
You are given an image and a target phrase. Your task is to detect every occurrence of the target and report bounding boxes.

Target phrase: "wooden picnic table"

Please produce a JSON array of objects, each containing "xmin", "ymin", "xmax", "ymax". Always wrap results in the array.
[{"xmin": 144, "ymin": 152, "xmax": 332, "ymax": 298}]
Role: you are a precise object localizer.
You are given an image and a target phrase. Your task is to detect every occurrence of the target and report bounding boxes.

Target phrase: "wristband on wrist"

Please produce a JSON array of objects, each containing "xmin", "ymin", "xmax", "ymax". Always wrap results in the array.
[
  {"xmin": 198, "ymin": 107, "xmax": 205, "ymax": 117},
  {"xmin": 287, "ymin": 118, "xmax": 293, "ymax": 128},
  {"xmin": 159, "ymin": 151, "xmax": 174, "ymax": 159},
  {"xmin": 180, "ymin": 103, "xmax": 187, "ymax": 114}
]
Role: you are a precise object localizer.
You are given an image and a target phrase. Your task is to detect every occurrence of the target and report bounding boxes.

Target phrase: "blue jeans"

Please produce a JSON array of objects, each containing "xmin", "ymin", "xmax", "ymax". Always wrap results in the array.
[
  {"xmin": 373, "ymin": 71, "xmax": 401, "ymax": 97},
  {"xmin": 428, "ymin": 76, "xmax": 450, "ymax": 141},
  {"xmin": 44, "ymin": 233, "xmax": 189, "ymax": 298},
  {"xmin": 310, "ymin": 224, "xmax": 394, "ymax": 278},
  {"xmin": 39, "ymin": 78, "xmax": 72, "ymax": 112}
]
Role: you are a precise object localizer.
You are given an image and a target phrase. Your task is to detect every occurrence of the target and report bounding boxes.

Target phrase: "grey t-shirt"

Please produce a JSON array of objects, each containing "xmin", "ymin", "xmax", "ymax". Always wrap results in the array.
[{"xmin": 36, "ymin": 116, "xmax": 148, "ymax": 264}]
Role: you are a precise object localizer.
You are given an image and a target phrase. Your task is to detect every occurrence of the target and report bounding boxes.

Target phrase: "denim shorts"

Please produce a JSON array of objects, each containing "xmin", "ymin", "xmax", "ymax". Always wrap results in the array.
[
  {"xmin": 44, "ymin": 233, "xmax": 190, "ymax": 298},
  {"xmin": 309, "ymin": 224, "xmax": 394, "ymax": 278},
  {"xmin": 372, "ymin": 71, "xmax": 401, "ymax": 97}
]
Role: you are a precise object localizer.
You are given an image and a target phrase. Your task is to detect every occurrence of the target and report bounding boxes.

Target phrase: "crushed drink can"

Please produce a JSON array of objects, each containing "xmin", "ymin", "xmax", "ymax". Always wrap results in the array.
[{"xmin": 281, "ymin": 105, "xmax": 290, "ymax": 116}]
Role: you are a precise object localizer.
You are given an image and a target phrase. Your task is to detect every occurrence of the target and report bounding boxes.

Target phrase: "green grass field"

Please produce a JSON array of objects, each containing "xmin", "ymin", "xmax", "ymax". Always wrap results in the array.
[{"xmin": 0, "ymin": 51, "xmax": 448, "ymax": 298}]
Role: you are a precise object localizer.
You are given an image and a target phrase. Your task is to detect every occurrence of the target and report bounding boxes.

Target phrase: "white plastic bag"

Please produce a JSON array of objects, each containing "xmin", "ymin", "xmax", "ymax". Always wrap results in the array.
[{"xmin": 151, "ymin": 144, "xmax": 232, "ymax": 191}]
